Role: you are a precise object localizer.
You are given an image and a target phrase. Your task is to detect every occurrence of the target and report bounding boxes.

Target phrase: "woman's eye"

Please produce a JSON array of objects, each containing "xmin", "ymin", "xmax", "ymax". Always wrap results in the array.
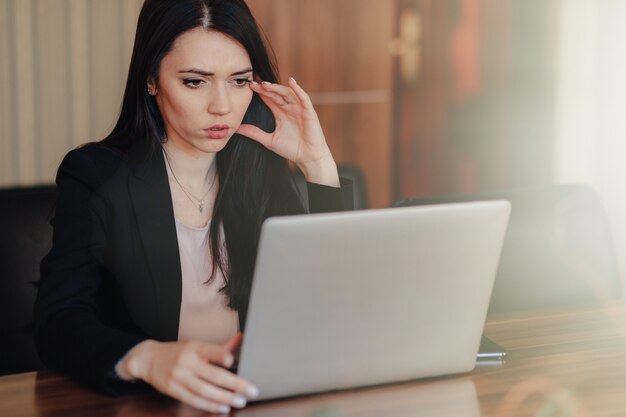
[
  {"xmin": 183, "ymin": 79, "xmax": 204, "ymax": 89},
  {"xmin": 233, "ymin": 78, "xmax": 252, "ymax": 88}
]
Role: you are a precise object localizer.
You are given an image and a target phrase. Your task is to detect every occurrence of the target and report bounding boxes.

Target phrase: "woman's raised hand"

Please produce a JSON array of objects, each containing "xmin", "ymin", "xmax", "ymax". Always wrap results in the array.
[
  {"xmin": 237, "ymin": 77, "xmax": 340, "ymax": 187},
  {"xmin": 117, "ymin": 335, "xmax": 258, "ymax": 413}
]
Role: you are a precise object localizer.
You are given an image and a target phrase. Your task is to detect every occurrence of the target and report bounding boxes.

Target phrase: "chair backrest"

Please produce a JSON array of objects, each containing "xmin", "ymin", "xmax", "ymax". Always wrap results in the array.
[
  {"xmin": 292, "ymin": 164, "xmax": 369, "ymax": 210},
  {"xmin": 0, "ymin": 185, "xmax": 56, "ymax": 375},
  {"xmin": 395, "ymin": 184, "xmax": 622, "ymax": 315}
]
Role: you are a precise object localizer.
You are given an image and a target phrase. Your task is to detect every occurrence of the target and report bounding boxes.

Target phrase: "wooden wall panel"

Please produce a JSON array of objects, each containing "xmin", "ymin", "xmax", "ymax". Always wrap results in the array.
[{"xmin": 247, "ymin": 0, "xmax": 395, "ymax": 208}]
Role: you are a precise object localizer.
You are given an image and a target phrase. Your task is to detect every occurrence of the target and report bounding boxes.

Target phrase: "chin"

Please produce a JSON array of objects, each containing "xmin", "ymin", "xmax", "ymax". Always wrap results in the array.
[{"xmin": 196, "ymin": 138, "xmax": 231, "ymax": 153}]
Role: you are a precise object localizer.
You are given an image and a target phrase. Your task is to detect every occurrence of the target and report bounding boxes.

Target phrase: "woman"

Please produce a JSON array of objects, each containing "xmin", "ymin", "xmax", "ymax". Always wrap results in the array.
[{"xmin": 34, "ymin": 0, "xmax": 351, "ymax": 413}]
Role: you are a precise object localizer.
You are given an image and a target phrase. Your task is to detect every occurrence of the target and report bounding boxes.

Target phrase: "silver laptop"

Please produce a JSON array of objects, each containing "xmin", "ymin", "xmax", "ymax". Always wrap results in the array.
[{"xmin": 237, "ymin": 201, "xmax": 510, "ymax": 401}]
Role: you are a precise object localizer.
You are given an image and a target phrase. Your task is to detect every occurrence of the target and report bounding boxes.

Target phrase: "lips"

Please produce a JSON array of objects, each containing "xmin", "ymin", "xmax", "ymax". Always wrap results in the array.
[{"xmin": 204, "ymin": 125, "xmax": 230, "ymax": 140}]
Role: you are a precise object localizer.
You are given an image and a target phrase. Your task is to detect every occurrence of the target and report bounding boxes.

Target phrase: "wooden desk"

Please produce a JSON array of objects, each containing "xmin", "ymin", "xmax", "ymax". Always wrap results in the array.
[{"xmin": 3, "ymin": 304, "xmax": 626, "ymax": 417}]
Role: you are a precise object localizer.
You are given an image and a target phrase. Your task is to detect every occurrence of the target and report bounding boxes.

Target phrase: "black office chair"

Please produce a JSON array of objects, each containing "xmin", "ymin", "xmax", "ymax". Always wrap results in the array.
[
  {"xmin": 0, "ymin": 185, "xmax": 56, "ymax": 375},
  {"xmin": 395, "ymin": 184, "xmax": 622, "ymax": 315},
  {"xmin": 292, "ymin": 164, "xmax": 369, "ymax": 210}
]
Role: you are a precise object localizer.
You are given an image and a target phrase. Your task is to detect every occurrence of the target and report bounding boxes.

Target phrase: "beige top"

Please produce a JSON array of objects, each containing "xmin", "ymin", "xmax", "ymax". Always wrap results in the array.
[{"xmin": 175, "ymin": 218, "xmax": 239, "ymax": 344}]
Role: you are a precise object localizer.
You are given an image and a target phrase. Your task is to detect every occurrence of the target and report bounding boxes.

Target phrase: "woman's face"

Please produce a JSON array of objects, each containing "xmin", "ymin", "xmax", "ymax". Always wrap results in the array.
[{"xmin": 152, "ymin": 28, "xmax": 254, "ymax": 156}]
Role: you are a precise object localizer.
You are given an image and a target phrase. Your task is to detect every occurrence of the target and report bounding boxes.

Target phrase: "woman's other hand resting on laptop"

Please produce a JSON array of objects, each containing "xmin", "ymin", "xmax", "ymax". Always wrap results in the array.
[
  {"xmin": 34, "ymin": 0, "xmax": 349, "ymax": 414},
  {"xmin": 116, "ymin": 335, "xmax": 256, "ymax": 412}
]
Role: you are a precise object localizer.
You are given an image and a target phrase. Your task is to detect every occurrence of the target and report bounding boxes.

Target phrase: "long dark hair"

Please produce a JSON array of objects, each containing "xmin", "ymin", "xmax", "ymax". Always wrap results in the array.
[{"xmin": 103, "ymin": 0, "xmax": 299, "ymax": 325}]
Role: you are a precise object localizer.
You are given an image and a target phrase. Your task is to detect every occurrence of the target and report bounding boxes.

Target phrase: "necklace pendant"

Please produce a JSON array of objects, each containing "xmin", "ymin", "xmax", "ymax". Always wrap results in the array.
[{"xmin": 198, "ymin": 201, "xmax": 204, "ymax": 213}]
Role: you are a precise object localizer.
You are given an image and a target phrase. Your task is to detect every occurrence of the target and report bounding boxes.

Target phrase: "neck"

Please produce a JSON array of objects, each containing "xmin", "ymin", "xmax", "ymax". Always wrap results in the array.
[{"xmin": 162, "ymin": 141, "xmax": 216, "ymax": 191}]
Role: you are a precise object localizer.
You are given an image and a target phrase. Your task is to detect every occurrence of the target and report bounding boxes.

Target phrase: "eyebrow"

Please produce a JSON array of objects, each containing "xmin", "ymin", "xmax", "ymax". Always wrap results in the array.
[{"xmin": 178, "ymin": 68, "xmax": 253, "ymax": 76}]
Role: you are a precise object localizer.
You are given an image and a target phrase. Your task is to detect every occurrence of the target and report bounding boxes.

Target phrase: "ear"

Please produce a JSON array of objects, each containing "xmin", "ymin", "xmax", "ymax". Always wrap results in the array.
[{"xmin": 147, "ymin": 78, "xmax": 158, "ymax": 96}]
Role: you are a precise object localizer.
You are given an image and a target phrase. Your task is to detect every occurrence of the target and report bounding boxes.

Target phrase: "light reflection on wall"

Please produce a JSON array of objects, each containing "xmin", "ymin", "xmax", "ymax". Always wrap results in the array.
[{"xmin": 554, "ymin": 0, "xmax": 626, "ymax": 293}]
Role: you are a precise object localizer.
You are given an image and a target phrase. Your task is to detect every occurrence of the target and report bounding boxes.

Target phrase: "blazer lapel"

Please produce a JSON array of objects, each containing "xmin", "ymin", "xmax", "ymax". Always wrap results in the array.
[{"xmin": 127, "ymin": 138, "xmax": 181, "ymax": 341}]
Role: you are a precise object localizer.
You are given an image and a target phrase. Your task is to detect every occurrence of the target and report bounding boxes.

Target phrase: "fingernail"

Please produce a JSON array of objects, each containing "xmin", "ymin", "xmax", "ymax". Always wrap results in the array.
[
  {"xmin": 224, "ymin": 355, "xmax": 234, "ymax": 368},
  {"xmin": 251, "ymin": 81, "xmax": 260, "ymax": 86},
  {"xmin": 289, "ymin": 76, "xmax": 297, "ymax": 84},
  {"xmin": 217, "ymin": 405, "xmax": 231, "ymax": 414},
  {"xmin": 245, "ymin": 385, "xmax": 259, "ymax": 398},
  {"xmin": 261, "ymin": 81, "xmax": 271, "ymax": 86},
  {"xmin": 231, "ymin": 395, "xmax": 247, "ymax": 408}
]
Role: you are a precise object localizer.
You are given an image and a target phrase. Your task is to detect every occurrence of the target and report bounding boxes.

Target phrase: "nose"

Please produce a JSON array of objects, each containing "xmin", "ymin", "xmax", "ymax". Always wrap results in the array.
[{"xmin": 208, "ymin": 84, "xmax": 232, "ymax": 116}]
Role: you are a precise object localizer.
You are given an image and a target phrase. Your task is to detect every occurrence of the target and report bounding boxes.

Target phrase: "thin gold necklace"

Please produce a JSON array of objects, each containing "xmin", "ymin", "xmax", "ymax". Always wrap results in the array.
[{"xmin": 163, "ymin": 149, "xmax": 217, "ymax": 213}]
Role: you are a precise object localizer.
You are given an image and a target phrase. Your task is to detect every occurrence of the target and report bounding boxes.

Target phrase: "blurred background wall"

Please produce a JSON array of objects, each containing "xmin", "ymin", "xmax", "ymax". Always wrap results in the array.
[
  {"xmin": 1, "ymin": 0, "xmax": 625, "ymax": 289},
  {"xmin": 0, "ymin": 0, "xmax": 143, "ymax": 187}
]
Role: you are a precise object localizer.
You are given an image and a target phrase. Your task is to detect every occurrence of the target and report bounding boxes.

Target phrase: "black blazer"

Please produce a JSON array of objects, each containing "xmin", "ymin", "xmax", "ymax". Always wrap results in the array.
[{"xmin": 34, "ymin": 136, "xmax": 351, "ymax": 394}]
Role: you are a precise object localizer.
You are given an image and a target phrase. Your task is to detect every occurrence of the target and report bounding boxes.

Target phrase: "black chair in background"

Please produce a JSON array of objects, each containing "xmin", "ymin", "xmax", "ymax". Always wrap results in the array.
[
  {"xmin": 293, "ymin": 164, "xmax": 369, "ymax": 210},
  {"xmin": 0, "ymin": 185, "xmax": 56, "ymax": 375},
  {"xmin": 395, "ymin": 184, "xmax": 622, "ymax": 315}
]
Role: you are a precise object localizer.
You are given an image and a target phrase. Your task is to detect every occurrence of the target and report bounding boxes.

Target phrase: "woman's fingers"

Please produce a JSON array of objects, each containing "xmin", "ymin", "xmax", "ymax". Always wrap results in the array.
[
  {"xmin": 260, "ymin": 81, "xmax": 299, "ymax": 105},
  {"xmin": 189, "ymin": 341, "xmax": 233, "ymax": 368},
  {"xmin": 193, "ymin": 357, "xmax": 259, "ymax": 398},
  {"xmin": 163, "ymin": 346, "xmax": 256, "ymax": 410},
  {"xmin": 288, "ymin": 77, "xmax": 314, "ymax": 110},
  {"xmin": 222, "ymin": 333, "xmax": 243, "ymax": 353},
  {"xmin": 134, "ymin": 340, "xmax": 259, "ymax": 412},
  {"xmin": 194, "ymin": 343, "xmax": 259, "ymax": 397},
  {"xmin": 183, "ymin": 372, "xmax": 248, "ymax": 409},
  {"xmin": 168, "ymin": 380, "xmax": 232, "ymax": 414},
  {"xmin": 222, "ymin": 333, "xmax": 243, "ymax": 364},
  {"xmin": 250, "ymin": 82, "xmax": 289, "ymax": 107},
  {"xmin": 237, "ymin": 124, "xmax": 273, "ymax": 149},
  {"xmin": 251, "ymin": 80, "xmax": 302, "ymax": 107}
]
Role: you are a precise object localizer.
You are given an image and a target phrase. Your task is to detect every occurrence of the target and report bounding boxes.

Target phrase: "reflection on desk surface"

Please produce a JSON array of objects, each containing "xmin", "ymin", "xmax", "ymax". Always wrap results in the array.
[{"xmin": 236, "ymin": 379, "xmax": 479, "ymax": 417}]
